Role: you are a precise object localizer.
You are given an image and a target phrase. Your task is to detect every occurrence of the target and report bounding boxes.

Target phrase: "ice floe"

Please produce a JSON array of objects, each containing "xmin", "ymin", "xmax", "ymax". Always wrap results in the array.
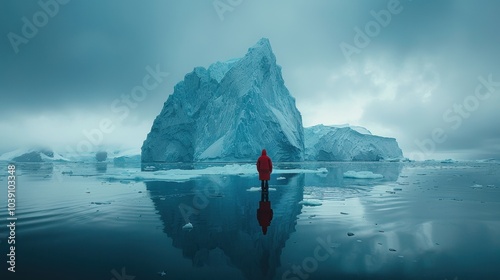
[
  {"xmin": 182, "ymin": 222, "xmax": 193, "ymax": 230},
  {"xmin": 246, "ymin": 187, "xmax": 276, "ymax": 192},
  {"xmin": 299, "ymin": 199, "xmax": 323, "ymax": 206},
  {"xmin": 101, "ymin": 164, "xmax": 328, "ymax": 182},
  {"xmin": 343, "ymin": 170, "xmax": 383, "ymax": 179}
]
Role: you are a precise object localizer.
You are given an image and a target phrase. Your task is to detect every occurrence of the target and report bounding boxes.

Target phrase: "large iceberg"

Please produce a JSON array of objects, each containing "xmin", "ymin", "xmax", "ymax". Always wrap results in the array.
[
  {"xmin": 142, "ymin": 38, "xmax": 305, "ymax": 162},
  {"xmin": 142, "ymin": 38, "xmax": 404, "ymax": 163},
  {"xmin": 304, "ymin": 125, "xmax": 403, "ymax": 161}
]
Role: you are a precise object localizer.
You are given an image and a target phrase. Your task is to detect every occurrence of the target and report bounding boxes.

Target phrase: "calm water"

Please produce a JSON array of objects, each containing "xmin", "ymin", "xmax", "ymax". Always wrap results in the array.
[{"xmin": 0, "ymin": 161, "xmax": 499, "ymax": 280}]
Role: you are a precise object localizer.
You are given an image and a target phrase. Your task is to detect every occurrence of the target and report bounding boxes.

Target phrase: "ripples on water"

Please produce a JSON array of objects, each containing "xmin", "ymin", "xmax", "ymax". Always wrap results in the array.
[{"xmin": 0, "ymin": 161, "xmax": 499, "ymax": 279}]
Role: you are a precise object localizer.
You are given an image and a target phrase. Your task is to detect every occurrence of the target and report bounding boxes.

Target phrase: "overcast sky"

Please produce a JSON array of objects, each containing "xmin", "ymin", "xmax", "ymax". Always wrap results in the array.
[{"xmin": 1, "ymin": 0, "xmax": 499, "ymax": 160}]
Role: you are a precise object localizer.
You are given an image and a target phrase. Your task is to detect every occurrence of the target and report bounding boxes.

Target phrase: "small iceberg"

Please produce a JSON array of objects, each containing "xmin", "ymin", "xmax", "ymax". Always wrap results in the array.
[
  {"xmin": 478, "ymin": 158, "xmax": 498, "ymax": 163},
  {"xmin": 343, "ymin": 171, "xmax": 383, "ymax": 179},
  {"xmin": 382, "ymin": 157, "xmax": 402, "ymax": 162},
  {"xmin": 90, "ymin": 201, "xmax": 112, "ymax": 205},
  {"xmin": 277, "ymin": 176, "xmax": 286, "ymax": 180},
  {"xmin": 470, "ymin": 184, "xmax": 483, "ymax": 188},
  {"xmin": 299, "ymin": 199, "xmax": 322, "ymax": 206},
  {"xmin": 246, "ymin": 187, "xmax": 276, "ymax": 192},
  {"xmin": 182, "ymin": 222, "xmax": 193, "ymax": 230}
]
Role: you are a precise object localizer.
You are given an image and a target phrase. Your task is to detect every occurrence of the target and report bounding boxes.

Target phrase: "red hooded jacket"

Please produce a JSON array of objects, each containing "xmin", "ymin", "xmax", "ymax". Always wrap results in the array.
[{"xmin": 256, "ymin": 149, "xmax": 272, "ymax": 180}]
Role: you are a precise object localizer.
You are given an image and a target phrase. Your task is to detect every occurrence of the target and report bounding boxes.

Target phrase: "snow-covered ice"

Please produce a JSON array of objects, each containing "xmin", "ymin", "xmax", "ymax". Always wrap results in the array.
[
  {"xmin": 246, "ymin": 187, "xmax": 277, "ymax": 192},
  {"xmin": 343, "ymin": 170, "xmax": 384, "ymax": 179},
  {"xmin": 299, "ymin": 199, "xmax": 323, "ymax": 206},
  {"xmin": 100, "ymin": 164, "xmax": 328, "ymax": 182},
  {"xmin": 182, "ymin": 223, "xmax": 193, "ymax": 230},
  {"xmin": 0, "ymin": 148, "xmax": 70, "ymax": 162}
]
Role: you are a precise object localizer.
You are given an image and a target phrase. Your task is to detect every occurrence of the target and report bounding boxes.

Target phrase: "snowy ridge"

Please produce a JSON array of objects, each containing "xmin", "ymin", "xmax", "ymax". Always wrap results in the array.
[
  {"xmin": 41, "ymin": 152, "xmax": 70, "ymax": 162},
  {"xmin": 0, "ymin": 148, "xmax": 35, "ymax": 161},
  {"xmin": 0, "ymin": 148, "xmax": 70, "ymax": 162},
  {"xmin": 0, "ymin": 147, "xmax": 144, "ymax": 163},
  {"xmin": 330, "ymin": 124, "xmax": 372, "ymax": 135},
  {"xmin": 111, "ymin": 148, "xmax": 141, "ymax": 158}
]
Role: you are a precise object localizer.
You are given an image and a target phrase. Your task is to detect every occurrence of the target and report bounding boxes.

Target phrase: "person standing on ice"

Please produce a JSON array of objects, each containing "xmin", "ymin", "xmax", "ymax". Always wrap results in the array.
[{"xmin": 256, "ymin": 149, "xmax": 272, "ymax": 190}]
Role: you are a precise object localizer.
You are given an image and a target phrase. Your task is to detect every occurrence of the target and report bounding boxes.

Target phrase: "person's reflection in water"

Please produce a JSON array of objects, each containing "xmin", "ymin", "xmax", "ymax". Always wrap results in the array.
[{"xmin": 257, "ymin": 188, "xmax": 273, "ymax": 235}]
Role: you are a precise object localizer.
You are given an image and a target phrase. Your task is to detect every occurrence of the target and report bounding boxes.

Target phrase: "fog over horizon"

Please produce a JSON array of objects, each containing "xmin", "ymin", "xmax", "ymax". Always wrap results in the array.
[{"xmin": 1, "ymin": 0, "xmax": 499, "ymax": 160}]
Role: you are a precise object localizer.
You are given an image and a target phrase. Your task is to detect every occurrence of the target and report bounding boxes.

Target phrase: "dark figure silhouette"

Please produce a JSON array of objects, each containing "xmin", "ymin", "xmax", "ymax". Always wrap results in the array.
[
  {"xmin": 257, "ymin": 189, "xmax": 273, "ymax": 235},
  {"xmin": 256, "ymin": 149, "xmax": 272, "ymax": 191}
]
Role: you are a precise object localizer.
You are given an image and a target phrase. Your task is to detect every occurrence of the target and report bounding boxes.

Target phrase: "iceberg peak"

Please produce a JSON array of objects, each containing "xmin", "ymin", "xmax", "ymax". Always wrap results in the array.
[{"xmin": 249, "ymin": 38, "xmax": 272, "ymax": 53}]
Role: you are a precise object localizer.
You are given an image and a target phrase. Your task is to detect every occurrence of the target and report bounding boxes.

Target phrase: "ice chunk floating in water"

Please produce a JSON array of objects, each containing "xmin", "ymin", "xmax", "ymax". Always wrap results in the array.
[
  {"xmin": 299, "ymin": 199, "xmax": 323, "ymax": 206},
  {"xmin": 182, "ymin": 223, "xmax": 193, "ymax": 230},
  {"xmin": 246, "ymin": 187, "xmax": 277, "ymax": 192},
  {"xmin": 343, "ymin": 170, "xmax": 383, "ymax": 179},
  {"xmin": 100, "ymin": 164, "xmax": 328, "ymax": 182}
]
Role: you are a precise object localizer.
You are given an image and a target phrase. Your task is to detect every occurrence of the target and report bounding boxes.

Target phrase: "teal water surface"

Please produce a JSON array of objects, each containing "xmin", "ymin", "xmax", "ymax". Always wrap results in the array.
[{"xmin": 0, "ymin": 161, "xmax": 499, "ymax": 280}]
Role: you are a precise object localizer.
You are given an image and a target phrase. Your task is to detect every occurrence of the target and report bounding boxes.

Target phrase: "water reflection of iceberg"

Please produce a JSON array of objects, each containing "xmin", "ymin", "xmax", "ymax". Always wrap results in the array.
[{"xmin": 145, "ymin": 173, "xmax": 305, "ymax": 280}]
